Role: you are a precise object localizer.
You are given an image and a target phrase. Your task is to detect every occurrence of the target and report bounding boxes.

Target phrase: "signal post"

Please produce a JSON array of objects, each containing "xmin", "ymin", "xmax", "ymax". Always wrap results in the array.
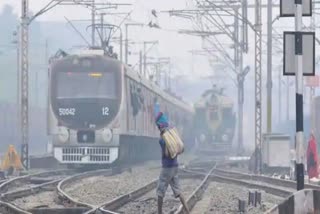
[{"xmin": 280, "ymin": 0, "xmax": 315, "ymax": 190}]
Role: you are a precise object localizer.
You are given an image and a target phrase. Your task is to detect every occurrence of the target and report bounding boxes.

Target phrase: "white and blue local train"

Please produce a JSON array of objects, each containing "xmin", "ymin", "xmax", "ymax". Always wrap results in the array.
[{"xmin": 48, "ymin": 50, "xmax": 193, "ymax": 165}]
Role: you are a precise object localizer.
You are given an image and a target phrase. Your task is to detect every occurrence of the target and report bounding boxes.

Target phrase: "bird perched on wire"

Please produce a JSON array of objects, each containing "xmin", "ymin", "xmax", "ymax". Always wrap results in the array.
[
  {"xmin": 148, "ymin": 9, "xmax": 160, "ymax": 28},
  {"xmin": 151, "ymin": 9, "xmax": 157, "ymax": 17}
]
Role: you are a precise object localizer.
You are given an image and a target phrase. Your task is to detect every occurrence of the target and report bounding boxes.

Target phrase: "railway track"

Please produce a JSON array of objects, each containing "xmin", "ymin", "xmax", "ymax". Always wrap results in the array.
[
  {"xmin": 138, "ymin": 159, "xmax": 318, "ymax": 213},
  {"xmin": 185, "ymin": 160, "xmax": 320, "ymax": 193},
  {"xmin": 62, "ymin": 164, "xmax": 160, "ymax": 206},
  {"xmin": 0, "ymin": 167, "xmax": 126, "ymax": 214},
  {"xmin": 82, "ymin": 164, "xmax": 216, "ymax": 214},
  {"xmin": 0, "ymin": 170, "xmax": 73, "ymax": 194},
  {"xmin": 0, "ymin": 169, "xmax": 77, "ymax": 214},
  {"xmin": 212, "ymin": 168, "xmax": 320, "ymax": 192},
  {"xmin": 1, "ymin": 157, "xmax": 316, "ymax": 214},
  {"xmin": 0, "ymin": 161, "xmax": 162, "ymax": 214},
  {"xmin": 180, "ymin": 166, "xmax": 320, "ymax": 213}
]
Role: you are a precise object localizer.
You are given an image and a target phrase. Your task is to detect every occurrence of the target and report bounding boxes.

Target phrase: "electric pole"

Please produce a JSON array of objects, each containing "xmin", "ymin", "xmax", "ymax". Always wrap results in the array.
[
  {"xmin": 91, "ymin": 0, "xmax": 96, "ymax": 46},
  {"xmin": 21, "ymin": 0, "xmax": 29, "ymax": 169},
  {"xmin": 143, "ymin": 42, "xmax": 147, "ymax": 77},
  {"xmin": 158, "ymin": 57, "xmax": 171, "ymax": 89},
  {"xmin": 143, "ymin": 41, "xmax": 158, "ymax": 78},
  {"xmin": 255, "ymin": 0, "xmax": 262, "ymax": 173},
  {"xmin": 12, "ymin": 27, "xmax": 20, "ymax": 107},
  {"xmin": 12, "ymin": 26, "xmax": 21, "ymax": 149},
  {"xmin": 267, "ymin": 0, "xmax": 273, "ymax": 133},
  {"xmin": 125, "ymin": 24, "xmax": 128, "ymax": 64},
  {"xmin": 287, "ymin": 77, "xmax": 290, "ymax": 121},
  {"xmin": 139, "ymin": 50, "xmax": 143, "ymax": 74},
  {"xmin": 310, "ymin": 2, "xmax": 316, "ymax": 131},
  {"xmin": 278, "ymin": 66, "xmax": 282, "ymax": 124},
  {"xmin": 99, "ymin": 12, "xmax": 107, "ymax": 51},
  {"xmin": 235, "ymin": 8, "xmax": 245, "ymax": 153},
  {"xmin": 294, "ymin": 0, "xmax": 304, "ymax": 191},
  {"xmin": 125, "ymin": 23, "xmax": 143, "ymax": 65}
]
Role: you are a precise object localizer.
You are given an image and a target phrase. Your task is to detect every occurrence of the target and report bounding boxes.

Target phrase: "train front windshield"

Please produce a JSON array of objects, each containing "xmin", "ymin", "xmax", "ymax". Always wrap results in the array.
[
  {"xmin": 56, "ymin": 72, "xmax": 116, "ymax": 99},
  {"xmin": 50, "ymin": 56, "xmax": 122, "ymax": 130}
]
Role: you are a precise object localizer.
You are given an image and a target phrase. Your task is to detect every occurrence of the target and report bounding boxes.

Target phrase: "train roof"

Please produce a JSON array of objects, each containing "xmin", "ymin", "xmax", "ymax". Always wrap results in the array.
[
  {"xmin": 124, "ymin": 65, "xmax": 194, "ymax": 114},
  {"xmin": 219, "ymin": 96, "xmax": 234, "ymax": 107},
  {"xmin": 194, "ymin": 94, "xmax": 234, "ymax": 108}
]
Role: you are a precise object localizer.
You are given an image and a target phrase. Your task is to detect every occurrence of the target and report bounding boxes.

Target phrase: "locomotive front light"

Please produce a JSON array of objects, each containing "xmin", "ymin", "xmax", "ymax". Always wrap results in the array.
[
  {"xmin": 58, "ymin": 127, "xmax": 69, "ymax": 143},
  {"xmin": 102, "ymin": 129, "xmax": 113, "ymax": 143}
]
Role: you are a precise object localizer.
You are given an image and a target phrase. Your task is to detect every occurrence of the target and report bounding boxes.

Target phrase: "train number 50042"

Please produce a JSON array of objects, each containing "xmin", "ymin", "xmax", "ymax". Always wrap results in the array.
[{"xmin": 59, "ymin": 108, "xmax": 76, "ymax": 116}]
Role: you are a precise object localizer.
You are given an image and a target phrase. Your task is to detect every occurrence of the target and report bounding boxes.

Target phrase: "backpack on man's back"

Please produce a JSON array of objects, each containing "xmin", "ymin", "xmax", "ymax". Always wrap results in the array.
[{"xmin": 161, "ymin": 127, "xmax": 184, "ymax": 159}]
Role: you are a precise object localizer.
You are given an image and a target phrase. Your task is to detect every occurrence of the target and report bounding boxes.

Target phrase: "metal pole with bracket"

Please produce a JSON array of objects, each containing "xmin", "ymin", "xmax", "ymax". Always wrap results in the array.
[
  {"xmin": 280, "ymin": 0, "xmax": 315, "ymax": 190},
  {"xmin": 21, "ymin": 0, "xmax": 29, "ymax": 170},
  {"xmin": 295, "ymin": 0, "xmax": 304, "ymax": 191}
]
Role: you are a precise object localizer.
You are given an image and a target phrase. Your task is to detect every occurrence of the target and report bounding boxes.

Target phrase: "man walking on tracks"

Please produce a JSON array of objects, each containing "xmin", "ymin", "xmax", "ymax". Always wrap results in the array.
[{"xmin": 155, "ymin": 112, "xmax": 190, "ymax": 214}]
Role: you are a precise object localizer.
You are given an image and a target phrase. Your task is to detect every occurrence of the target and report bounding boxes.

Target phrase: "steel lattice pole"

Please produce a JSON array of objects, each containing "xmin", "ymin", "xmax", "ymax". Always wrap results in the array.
[
  {"xmin": 255, "ymin": 0, "xmax": 262, "ymax": 174},
  {"xmin": 21, "ymin": 0, "xmax": 29, "ymax": 170},
  {"xmin": 234, "ymin": 8, "xmax": 244, "ymax": 153},
  {"xmin": 267, "ymin": 0, "xmax": 272, "ymax": 133}
]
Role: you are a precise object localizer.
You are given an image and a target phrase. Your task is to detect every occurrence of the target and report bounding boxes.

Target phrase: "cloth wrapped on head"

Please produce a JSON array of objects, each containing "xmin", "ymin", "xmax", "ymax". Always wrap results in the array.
[{"xmin": 155, "ymin": 112, "xmax": 169, "ymax": 129}]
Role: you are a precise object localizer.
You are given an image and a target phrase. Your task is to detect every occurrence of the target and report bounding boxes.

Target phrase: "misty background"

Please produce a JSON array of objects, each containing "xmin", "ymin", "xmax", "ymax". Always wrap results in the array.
[{"xmin": 0, "ymin": 0, "xmax": 318, "ymax": 154}]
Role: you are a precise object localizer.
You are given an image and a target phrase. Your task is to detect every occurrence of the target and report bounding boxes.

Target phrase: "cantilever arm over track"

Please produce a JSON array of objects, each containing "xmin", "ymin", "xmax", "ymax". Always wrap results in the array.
[{"xmin": 64, "ymin": 16, "xmax": 91, "ymax": 46}]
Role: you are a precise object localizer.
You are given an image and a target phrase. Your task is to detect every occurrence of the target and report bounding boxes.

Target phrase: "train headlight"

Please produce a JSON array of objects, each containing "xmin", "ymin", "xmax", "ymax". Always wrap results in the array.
[
  {"xmin": 222, "ymin": 134, "xmax": 229, "ymax": 142},
  {"xmin": 102, "ymin": 129, "xmax": 113, "ymax": 143},
  {"xmin": 58, "ymin": 127, "xmax": 69, "ymax": 143}
]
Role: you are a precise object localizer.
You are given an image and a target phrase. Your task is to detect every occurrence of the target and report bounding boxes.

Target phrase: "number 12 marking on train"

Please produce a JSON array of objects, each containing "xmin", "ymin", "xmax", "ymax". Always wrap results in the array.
[{"xmin": 102, "ymin": 107, "xmax": 109, "ymax": 116}]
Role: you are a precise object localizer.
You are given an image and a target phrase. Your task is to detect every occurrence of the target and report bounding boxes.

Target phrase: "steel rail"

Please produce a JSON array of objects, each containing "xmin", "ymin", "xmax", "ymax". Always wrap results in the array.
[
  {"xmin": 176, "ymin": 167, "xmax": 320, "ymax": 213},
  {"xmin": 210, "ymin": 174, "xmax": 293, "ymax": 198},
  {"xmin": 0, "ymin": 169, "xmax": 115, "ymax": 214},
  {"xmin": 57, "ymin": 169, "xmax": 115, "ymax": 209},
  {"xmin": 2, "ymin": 179, "xmax": 60, "ymax": 201},
  {"xmin": 174, "ymin": 164, "xmax": 217, "ymax": 214},
  {"xmin": 0, "ymin": 163, "xmax": 147, "ymax": 213},
  {"xmin": 0, "ymin": 200, "xmax": 32, "ymax": 214},
  {"xmin": 94, "ymin": 164, "xmax": 217, "ymax": 214},
  {"xmin": 213, "ymin": 168, "xmax": 320, "ymax": 191},
  {"xmin": 91, "ymin": 179, "xmax": 158, "ymax": 214},
  {"xmin": 0, "ymin": 170, "xmax": 76, "ymax": 214},
  {"xmin": 0, "ymin": 169, "xmax": 72, "ymax": 194}
]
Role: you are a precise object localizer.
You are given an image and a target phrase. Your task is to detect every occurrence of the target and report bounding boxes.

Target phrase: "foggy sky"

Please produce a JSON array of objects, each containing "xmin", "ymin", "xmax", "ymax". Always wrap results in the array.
[{"xmin": 1, "ymin": 0, "xmax": 317, "ymax": 148}]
